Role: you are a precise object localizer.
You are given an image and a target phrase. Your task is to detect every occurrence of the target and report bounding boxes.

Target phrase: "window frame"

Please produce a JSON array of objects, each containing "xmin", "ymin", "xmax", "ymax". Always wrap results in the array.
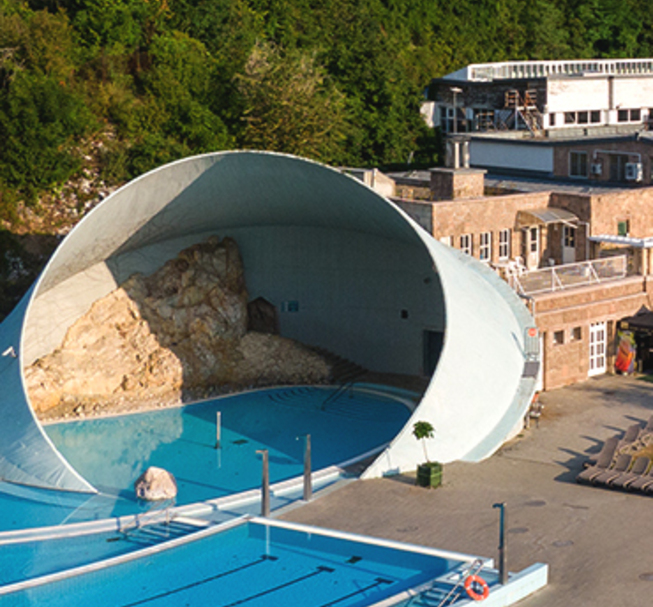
[
  {"xmin": 569, "ymin": 151, "xmax": 588, "ymax": 178},
  {"xmin": 499, "ymin": 228, "xmax": 511, "ymax": 260},
  {"xmin": 460, "ymin": 233, "xmax": 473, "ymax": 256},
  {"xmin": 479, "ymin": 231, "xmax": 492, "ymax": 262}
]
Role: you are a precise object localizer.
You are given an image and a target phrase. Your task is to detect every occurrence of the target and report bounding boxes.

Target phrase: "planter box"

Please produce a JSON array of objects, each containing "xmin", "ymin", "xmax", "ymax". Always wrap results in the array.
[{"xmin": 416, "ymin": 462, "xmax": 442, "ymax": 488}]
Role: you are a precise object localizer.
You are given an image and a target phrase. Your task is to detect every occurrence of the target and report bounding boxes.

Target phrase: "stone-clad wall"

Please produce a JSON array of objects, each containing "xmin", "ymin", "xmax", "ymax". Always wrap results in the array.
[
  {"xmin": 533, "ymin": 277, "xmax": 653, "ymax": 389},
  {"xmin": 429, "ymin": 191, "xmax": 550, "ymax": 263}
]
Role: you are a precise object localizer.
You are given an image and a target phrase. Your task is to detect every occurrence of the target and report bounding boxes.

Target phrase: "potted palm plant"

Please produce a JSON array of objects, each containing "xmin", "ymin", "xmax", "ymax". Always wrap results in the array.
[{"xmin": 413, "ymin": 421, "xmax": 442, "ymax": 488}]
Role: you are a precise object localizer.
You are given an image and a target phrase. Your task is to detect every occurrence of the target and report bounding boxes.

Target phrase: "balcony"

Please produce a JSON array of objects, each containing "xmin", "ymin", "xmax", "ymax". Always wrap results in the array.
[{"xmin": 506, "ymin": 256, "xmax": 628, "ymax": 296}]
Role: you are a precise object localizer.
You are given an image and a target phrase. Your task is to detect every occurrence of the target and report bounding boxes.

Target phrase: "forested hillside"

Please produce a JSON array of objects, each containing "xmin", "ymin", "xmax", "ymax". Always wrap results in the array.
[{"xmin": 1, "ymin": 0, "xmax": 653, "ymax": 313}]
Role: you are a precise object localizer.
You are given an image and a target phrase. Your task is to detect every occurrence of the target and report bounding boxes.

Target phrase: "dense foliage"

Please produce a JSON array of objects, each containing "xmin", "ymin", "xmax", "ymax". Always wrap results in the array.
[{"xmin": 2, "ymin": 0, "xmax": 653, "ymax": 214}]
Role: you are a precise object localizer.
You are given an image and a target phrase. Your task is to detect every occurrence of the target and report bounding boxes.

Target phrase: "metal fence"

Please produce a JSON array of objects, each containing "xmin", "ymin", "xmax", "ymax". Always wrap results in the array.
[{"xmin": 512, "ymin": 255, "xmax": 628, "ymax": 296}]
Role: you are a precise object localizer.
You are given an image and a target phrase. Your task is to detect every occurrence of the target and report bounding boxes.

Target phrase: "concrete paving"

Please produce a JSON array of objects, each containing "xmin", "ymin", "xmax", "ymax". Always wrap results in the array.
[{"xmin": 280, "ymin": 374, "xmax": 653, "ymax": 607}]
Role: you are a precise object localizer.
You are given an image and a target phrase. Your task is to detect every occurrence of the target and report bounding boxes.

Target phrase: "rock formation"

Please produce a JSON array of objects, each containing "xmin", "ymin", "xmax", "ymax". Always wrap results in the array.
[
  {"xmin": 26, "ymin": 236, "xmax": 330, "ymax": 419},
  {"xmin": 134, "ymin": 466, "xmax": 178, "ymax": 501}
]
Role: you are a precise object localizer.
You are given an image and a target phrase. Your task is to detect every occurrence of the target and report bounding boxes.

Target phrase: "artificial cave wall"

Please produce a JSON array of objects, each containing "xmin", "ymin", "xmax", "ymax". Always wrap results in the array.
[{"xmin": 25, "ymin": 236, "xmax": 331, "ymax": 419}]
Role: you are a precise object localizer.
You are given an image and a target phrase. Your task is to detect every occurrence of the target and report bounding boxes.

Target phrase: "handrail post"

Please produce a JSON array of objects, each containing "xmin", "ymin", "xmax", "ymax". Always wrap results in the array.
[
  {"xmin": 215, "ymin": 411, "xmax": 221, "ymax": 448},
  {"xmin": 303, "ymin": 434, "xmax": 312, "ymax": 502},
  {"xmin": 493, "ymin": 502, "xmax": 508, "ymax": 584},
  {"xmin": 257, "ymin": 449, "xmax": 270, "ymax": 517}
]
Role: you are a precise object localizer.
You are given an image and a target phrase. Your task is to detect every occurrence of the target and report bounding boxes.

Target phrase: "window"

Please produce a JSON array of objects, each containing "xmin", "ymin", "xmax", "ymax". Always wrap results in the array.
[
  {"xmin": 553, "ymin": 330, "xmax": 565, "ymax": 345},
  {"xmin": 563, "ymin": 225, "xmax": 576, "ymax": 248},
  {"xmin": 571, "ymin": 326, "xmax": 582, "ymax": 342},
  {"xmin": 529, "ymin": 227, "xmax": 539, "ymax": 253},
  {"xmin": 590, "ymin": 110, "xmax": 601, "ymax": 123},
  {"xmin": 564, "ymin": 112, "xmax": 576, "ymax": 124},
  {"xmin": 479, "ymin": 232, "xmax": 491, "ymax": 262},
  {"xmin": 460, "ymin": 234, "xmax": 472, "ymax": 256},
  {"xmin": 618, "ymin": 220, "xmax": 630, "ymax": 236},
  {"xmin": 549, "ymin": 113, "xmax": 556, "ymax": 127},
  {"xmin": 570, "ymin": 151, "xmax": 588, "ymax": 177},
  {"xmin": 578, "ymin": 111, "xmax": 589, "ymax": 124},
  {"xmin": 499, "ymin": 229, "xmax": 511, "ymax": 260},
  {"xmin": 617, "ymin": 108, "xmax": 642, "ymax": 123}
]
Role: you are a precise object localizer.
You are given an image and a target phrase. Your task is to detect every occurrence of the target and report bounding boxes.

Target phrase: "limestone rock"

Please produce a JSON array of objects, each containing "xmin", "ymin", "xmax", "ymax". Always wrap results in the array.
[
  {"xmin": 134, "ymin": 466, "xmax": 177, "ymax": 501},
  {"xmin": 25, "ymin": 235, "xmax": 332, "ymax": 419}
]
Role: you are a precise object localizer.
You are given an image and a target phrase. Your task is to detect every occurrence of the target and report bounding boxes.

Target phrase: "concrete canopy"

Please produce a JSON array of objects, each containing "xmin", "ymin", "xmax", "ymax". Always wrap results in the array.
[{"xmin": 0, "ymin": 151, "xmax": 538, "ymax": 492}]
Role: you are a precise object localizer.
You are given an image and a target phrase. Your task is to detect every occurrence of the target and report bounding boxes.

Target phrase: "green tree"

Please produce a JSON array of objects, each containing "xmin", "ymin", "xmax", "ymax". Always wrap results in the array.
[{"xmin": 235, "ymin": 41, "xmax": 348, "ymax": 162}]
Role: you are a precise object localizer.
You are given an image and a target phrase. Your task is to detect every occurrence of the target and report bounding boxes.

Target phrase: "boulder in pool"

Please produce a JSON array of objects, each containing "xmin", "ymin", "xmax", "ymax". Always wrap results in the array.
[{"xmin": 135, "ymin": 466, "xmax": 178, "ymax": 501}]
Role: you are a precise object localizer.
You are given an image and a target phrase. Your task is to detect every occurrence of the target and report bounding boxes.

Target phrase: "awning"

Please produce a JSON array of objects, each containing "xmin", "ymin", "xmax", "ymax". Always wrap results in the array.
[
  {"xmin": 620, "ymin": 306, "xmax": 653, "ymax": 332},
  {"xmin": 516, "ymin": 207, "xmax": 579, "ymax": 228},
  {"xmin": 589, "ymin": 234, "xmax": 653, "ymax": 249}
]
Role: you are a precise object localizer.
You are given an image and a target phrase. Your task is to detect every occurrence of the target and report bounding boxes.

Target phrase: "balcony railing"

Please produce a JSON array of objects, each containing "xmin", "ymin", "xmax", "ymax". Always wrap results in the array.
[{"xmin": 511, "ymin": 255, "xmax": 628, "ymax": 296}]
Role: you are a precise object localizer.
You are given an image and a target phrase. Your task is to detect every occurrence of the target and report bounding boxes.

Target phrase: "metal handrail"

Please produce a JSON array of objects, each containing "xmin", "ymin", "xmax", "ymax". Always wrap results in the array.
[
  {"xmin": 436, "ymin": 558, "xmax": 487, "ymax": 607},
  {"xmin": 513, "ymin": 255, "xmax": 627, "ymax": 296}
]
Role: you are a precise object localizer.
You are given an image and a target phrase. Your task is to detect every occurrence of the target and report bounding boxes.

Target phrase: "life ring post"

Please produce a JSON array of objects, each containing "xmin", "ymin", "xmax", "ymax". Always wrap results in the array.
[{"xmin": 493, "ymin": 502, "xmax": 508, "ymax": 584}]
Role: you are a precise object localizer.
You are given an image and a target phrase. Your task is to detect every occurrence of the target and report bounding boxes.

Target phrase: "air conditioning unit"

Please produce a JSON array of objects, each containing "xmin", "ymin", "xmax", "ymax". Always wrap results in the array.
[
  {"xmin": 625, "ymin": 162, "xmax": 643, "ymax": 182},
  {"xmin": 591, "ymin": 163, "xmax": 603, "ymax": 176}
]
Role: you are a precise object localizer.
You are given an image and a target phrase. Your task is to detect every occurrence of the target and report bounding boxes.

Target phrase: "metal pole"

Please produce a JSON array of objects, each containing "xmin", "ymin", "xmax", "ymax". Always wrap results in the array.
[
  {"xmin": 215, "ymin": 411, "xmax": 221, "ymax": 448},
  {"xmin": 257, "ymin": 449, "xmax": 270, "ymax": 517},
  {"xmin": 493, "ymin": 502, "xmax": 508, "ymax": 584},
  {"xmin": 303, "ymin": 434, "xmax": 312, "ymax": 502}
]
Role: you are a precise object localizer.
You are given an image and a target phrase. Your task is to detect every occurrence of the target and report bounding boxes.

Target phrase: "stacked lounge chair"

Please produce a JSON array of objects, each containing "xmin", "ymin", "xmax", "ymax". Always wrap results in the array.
[
  {"xmin": 577, "ymin": 416, "xmax": 653, "ymax": 494},
  {"xmin": 576, "ymin": 436, "xmax": 619, "ymax": 484},
  {"xmin": 610, "ymin": 456, "xmax": 651, "ymax": 490},
  {"xmin": 627, "ymin": 465, "xmax": 653, "ymax": 493},
  {"xmin": 590, "ymin": 453, "xmax": 632, "ymax": 486}
]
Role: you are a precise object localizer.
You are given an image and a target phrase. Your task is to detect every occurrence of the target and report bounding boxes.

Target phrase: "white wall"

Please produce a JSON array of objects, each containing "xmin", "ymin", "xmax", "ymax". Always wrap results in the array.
[
  {"xmin": 234, "ymin": 225, "xmax": 443, "ymax": 375},
  {"xmin": 547, "ymin": 77, "xmax": 610, "ymax": 112},
  {"xmin": 613, "ymin": 76, "xmax": 653, "ymax": 108},
  {"xmin": 470, "ymin": 140, "xmax": 554, "ymax": 173}
]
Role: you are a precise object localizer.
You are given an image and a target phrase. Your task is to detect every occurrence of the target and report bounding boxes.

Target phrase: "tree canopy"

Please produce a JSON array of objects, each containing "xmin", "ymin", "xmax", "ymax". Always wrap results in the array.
[{"xmin": 2, "ymin": 0, "xmax": 653, "ymax": 216}]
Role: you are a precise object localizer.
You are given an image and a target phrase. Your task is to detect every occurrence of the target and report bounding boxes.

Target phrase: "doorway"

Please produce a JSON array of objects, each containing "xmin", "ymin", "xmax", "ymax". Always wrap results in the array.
[
  {"xmin": 562, "ymin": 225, "xmax": 576, "ymax": 264},
  {"xmin": 589, "ymin": 322, "xmax": 607, "ymax": 376},
  {"xmin": 423, "ymin": 330, "xmax": 445, "ymax": 376}
]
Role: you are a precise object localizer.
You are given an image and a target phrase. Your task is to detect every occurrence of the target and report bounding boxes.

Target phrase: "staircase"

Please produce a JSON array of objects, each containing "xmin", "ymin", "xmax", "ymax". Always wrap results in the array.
[
  {"xmin": 505, "ymin": 89, "xmax": 544, "ymax": 135},
  {"xmin": 309, "ymin": 346, "xmax": 367, "ymax": 384},
  {"xmin": 120, "ymin": 516, "xmax": 209, "ymax": 547}
]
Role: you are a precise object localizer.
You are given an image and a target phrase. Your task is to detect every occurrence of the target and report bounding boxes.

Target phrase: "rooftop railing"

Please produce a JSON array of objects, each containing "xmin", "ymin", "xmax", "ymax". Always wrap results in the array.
[
  {"xmin": 467, "ymin": 59, "xmax": 653, "ymax": 81},
  {"xmin": 511, "ymin": 255, "xmax": 628, "ymax": 296}
]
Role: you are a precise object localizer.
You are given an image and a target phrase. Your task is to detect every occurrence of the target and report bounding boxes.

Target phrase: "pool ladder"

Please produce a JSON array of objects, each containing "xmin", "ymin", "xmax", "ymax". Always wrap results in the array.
[
  {"xmin": 412, "ymin": 559, "xmax": 487, "ymax": 607},
  {"xmin": 118, "ymin": 502, "xmax": 210, "ymax": 546}
]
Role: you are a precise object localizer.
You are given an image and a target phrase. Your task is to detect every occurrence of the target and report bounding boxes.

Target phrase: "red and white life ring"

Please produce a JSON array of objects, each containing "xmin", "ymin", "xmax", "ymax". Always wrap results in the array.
[{"xmin": 464, "ymin": 574, "xmax": 490, "ymax": 601}]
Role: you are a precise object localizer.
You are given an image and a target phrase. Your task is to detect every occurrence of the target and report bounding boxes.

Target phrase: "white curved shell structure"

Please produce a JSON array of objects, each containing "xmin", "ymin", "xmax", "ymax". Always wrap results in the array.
[{"xmin": 0, "ymin": 151, "xmax": 538, "ymax": 491}]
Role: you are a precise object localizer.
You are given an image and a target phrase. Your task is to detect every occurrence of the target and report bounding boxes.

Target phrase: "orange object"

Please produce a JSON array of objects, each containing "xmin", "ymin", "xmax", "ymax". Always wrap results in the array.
[{"xmin": 464, "ymin": 574, "xmax": 490, "ymax": 601}]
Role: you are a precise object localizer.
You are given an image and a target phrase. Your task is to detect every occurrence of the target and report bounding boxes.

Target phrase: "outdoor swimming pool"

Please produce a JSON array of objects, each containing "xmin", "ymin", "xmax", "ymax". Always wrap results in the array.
[
  {"xmin": 0, "ymin": 518, "xmax": 492, "ymax": 607},
  {"xmin": 0, "ymin": 385, "xmax": 412, "ymax": 530}
]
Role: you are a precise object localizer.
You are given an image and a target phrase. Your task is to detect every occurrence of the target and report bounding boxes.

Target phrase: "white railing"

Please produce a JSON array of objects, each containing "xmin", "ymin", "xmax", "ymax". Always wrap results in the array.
[
  {"xmin": 512, "ymin": 255, "xmax": 628, "ymax": 296},
  {"xmin": 467, "ymin": 59, "xmax": 653, "ymax": 81}
]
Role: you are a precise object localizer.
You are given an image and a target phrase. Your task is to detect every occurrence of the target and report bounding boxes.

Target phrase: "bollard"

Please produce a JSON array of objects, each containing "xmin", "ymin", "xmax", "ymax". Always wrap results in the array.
[
  {"xmin": 257, "ymin": 449, "xmax": 270, "ymax": 517},
  {"xmin": 493, "ymin": 502, "xmax": 508, "ymax": 584},
  {"xmin": 215, "ymin": 411, "xmax": 221, "ymax": 448}
]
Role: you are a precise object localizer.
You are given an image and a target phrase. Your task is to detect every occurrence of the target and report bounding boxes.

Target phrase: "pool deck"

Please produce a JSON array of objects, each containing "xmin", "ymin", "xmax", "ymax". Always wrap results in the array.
[{"xmin": 280, "ymin": 374, "xmax": 653, "ymax": 607}]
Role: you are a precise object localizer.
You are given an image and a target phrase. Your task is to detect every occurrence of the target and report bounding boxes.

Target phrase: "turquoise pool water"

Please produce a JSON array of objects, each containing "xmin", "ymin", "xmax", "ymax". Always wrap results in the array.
[
  {"xmin": 1, "ymin": 520, "xmax": 470, "ymax": 607},
  {"xmin": 0, "ymin": 385, "xmax": 411, "ymax": 530}
]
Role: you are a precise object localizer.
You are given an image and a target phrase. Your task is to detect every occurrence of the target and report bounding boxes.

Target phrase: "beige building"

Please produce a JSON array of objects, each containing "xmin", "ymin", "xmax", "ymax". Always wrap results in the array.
[{"xmin": 393, "ymin": 167, "xmax": 653, "ymax": 390}]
